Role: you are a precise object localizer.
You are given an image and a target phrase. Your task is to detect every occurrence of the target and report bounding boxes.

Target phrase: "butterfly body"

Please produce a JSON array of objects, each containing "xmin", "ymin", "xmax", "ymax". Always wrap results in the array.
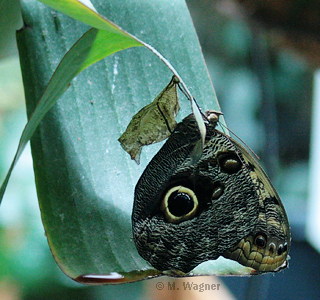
[{"xmin": 132, "ymin": 111, "xmax": 290, "ymax": 274}]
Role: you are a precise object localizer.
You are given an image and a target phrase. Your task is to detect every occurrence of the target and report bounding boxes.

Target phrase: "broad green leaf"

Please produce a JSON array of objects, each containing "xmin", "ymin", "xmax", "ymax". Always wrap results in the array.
[
  {"xmin": 5, "ymin": 0, "xmax": 250, "ymax": 284},
  {"xmin": 38, "ymin": 0, "xmax": 207, "ymax": 138},
  {"xmin": 0, "ymin": 0, "xmax": 22, "ymax": 58},
  {"xmin": 0, "ymin": 0, "xmax": 207, "ymax": 203},
  {"xmin": 0, "ymin": 8, "xmax": 142, "ymax": 201}
]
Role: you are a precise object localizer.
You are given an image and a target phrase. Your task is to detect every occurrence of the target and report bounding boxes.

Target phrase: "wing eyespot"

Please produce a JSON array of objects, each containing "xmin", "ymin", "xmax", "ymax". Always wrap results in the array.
[
  {"xmin": 161, "ymin": 186, "xmax": 198, "ymax": 224},
  {"xmin": 254, "ymin": 233, "xmax": 267, "ymax": 248},
  {"xmin": 277, "ymin": 244, "xmax": 284, "ymax": 255},
  {"xmin": 217, "ymin": 152, "xmax": 242, "ymax": 174},
  {"xmin": 212, "ymin": 182, "xmax": 224, "ymax": 199}
]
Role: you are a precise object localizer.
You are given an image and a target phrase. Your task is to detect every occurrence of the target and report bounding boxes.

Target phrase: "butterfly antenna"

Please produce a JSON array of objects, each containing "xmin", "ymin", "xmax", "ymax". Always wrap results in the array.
[{"xmin": 219, "ymin": 122, "xmax": 260, "ymax": 160}]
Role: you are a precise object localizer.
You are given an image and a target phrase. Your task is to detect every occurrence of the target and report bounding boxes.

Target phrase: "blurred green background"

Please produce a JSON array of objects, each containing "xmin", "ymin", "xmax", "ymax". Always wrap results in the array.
[{"xmin": 0, "ymin": 0, "xmax": 317, "ymax": 299}]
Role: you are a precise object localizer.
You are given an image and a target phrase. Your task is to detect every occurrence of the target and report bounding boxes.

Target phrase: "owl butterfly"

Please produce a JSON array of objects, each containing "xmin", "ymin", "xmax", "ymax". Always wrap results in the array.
[{"xmin": 132, "ymin": 110, "xmax": 290, "ymax": 274}]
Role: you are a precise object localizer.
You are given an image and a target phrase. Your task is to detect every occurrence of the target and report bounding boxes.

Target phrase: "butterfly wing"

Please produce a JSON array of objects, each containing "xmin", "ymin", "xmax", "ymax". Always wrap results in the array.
[
  {"xmin": 132, "ymin": 113, "xmax": 290, "ymax": 273},
  {"xmin": 222, "ymin": 138, "xmax": 290, "ymax": 272}
]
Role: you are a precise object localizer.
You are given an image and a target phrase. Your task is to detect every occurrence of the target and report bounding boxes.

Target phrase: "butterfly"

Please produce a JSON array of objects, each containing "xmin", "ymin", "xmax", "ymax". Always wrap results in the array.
[{"xmin": 132, "ymin": 110, "xmax": 290, "ymax": 274}]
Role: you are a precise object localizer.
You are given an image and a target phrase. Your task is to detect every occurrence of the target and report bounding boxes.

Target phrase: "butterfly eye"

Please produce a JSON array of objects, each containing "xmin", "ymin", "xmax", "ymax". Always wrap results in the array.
[
  {"xmin": 161, "ymin": 186, "xmax": 198, "ymax": 223},
  {"xmin": 217, "ymin": 152, "xmax": 242, "ymax": 174},
  {"xmin": 254, "ymin": 234, "xmax": 267, "ymax": 248}
]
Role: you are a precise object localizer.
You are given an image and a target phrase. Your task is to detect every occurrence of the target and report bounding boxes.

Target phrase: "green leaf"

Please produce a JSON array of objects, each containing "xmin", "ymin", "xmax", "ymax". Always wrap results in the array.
[
  {"xmin": 0, "ymin": 0, "xmax": 22, "ymax": 58},
  {"xmin": 2, "ymin": 0, "xmax": 249, "ymax": 284},
  {"xmin": 0, "ymin": 0, "xmax": 206, "ymax": 203},
  {"xmin": 0, "ymin": 7, "xmax": 143, "ymax": 202},
  {"xmin": 38, "ymin": 0, "xmax": 130, "ymax": 33},
  {"xmin": 38, "ymin": 0, "xmax": 207, "ymax": 137}
]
